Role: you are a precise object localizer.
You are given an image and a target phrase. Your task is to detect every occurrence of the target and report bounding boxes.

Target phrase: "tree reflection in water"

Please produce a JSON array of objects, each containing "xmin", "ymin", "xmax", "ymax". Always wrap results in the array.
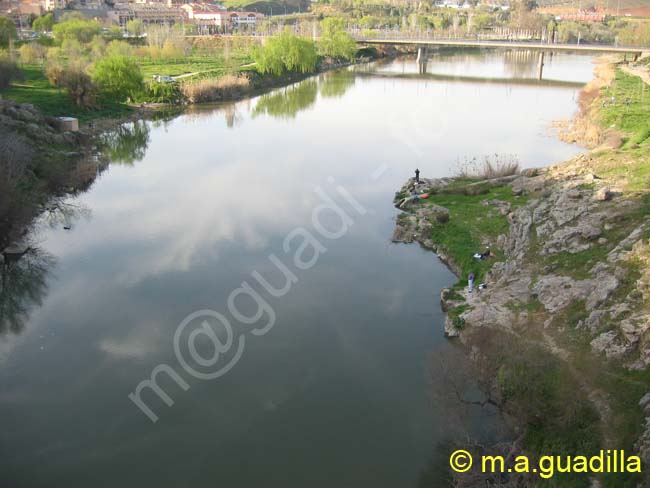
[
  {"xmin": 100, "ymin": 120, "xmax": 151, "ymax": 165},
  {"xmin": 253, "ymin": 79, "xmax": 319, "ymax": 119},
  {"xmin": 41, "ymin": 196, "xmax": 92, "ymax": 231},
  {"xmin": 319, "ymin": 71, "xmax": 356, "ymax": 99},
  {"xmin": 0, "ymin": 248, "xmax": 55, "ymax": 335}
]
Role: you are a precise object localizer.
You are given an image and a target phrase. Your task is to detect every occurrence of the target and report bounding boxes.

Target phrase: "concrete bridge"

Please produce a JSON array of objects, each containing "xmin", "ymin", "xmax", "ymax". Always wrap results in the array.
[
  {"xmin": 357, "ymin": 38, "xmax": 647, "ymax": 55},
  {"xmin": 357, "ymin": 38, "xmax": 649, "ymax": 77}
]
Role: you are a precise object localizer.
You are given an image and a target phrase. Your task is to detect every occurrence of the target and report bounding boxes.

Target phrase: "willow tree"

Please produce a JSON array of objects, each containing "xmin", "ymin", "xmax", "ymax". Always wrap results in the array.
[
  {"xmin": 319, "ymin": 18, "xmax": 357, "ymax": 61},
  {"xmin": 253, "ymin": 31, "xmax": 318, "ymax": 76}
]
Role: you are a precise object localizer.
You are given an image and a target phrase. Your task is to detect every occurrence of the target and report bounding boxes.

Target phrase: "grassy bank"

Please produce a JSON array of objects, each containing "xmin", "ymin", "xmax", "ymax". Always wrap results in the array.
[{"xmin": 1, "ymin": 66, "xmax": 132, "ymax": 122}]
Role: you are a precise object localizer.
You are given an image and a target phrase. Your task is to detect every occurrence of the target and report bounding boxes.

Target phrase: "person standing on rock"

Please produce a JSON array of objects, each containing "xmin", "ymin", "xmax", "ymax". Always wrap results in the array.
[
  {"xmin": 415, "ymin": 168, "xmax": 420, "ymax": 184},
  {"xmin": 468, "ymin": 272, "xmax": 475, "ymax": 293}
]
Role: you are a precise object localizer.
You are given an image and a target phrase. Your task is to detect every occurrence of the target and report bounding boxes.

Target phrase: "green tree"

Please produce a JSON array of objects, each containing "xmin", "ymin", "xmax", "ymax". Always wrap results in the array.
[
  {"xmin": 52, "ymin": 18, "xmax": 102, "ymax": 43},
  {"xmin": 92, "ymin": 54, "xmax": 143, "ymax": 102},
  {"xmin": 319, "ymin": 18, "xmax": 357, "ymax": 61},
  {"xmin": 0, "ymin": 16, "xmax": 17, "ymax": 47},
  {"xmin": 33, "ymin": 14, "xmax": 54, "ymax": 33},
  {"xmin": 126, "ymin": 19, "xmax": 144, "ymax": 37},
  {"xmin": 253, "ymin": 31, "xmax": 318, "ymax": 76}
]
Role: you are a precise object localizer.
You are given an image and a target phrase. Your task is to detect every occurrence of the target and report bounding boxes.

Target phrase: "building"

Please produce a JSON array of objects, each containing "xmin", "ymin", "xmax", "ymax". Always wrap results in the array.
[
  {"xmin": 227, "ymin": 11, "xmax": 262, "ymax": 27},
  {"xmin": 180, "ymin": 2, "xmax": 263, "ymax": 30},
  {"xmin": 108, "ymin": 3, "xmax": 183, "ymax": 27},
  {"xmin": 44, "ymin": 0, "xmax": 68, "ymax": 10},
  {"xmin": 0, "ymin": 0, "xmax": 43, "ymax": 29}
]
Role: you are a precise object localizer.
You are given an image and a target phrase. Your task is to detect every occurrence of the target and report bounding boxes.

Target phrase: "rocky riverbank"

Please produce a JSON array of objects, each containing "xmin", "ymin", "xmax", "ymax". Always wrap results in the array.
[
  {"xmin": 393, "ymin": 60, "xmax": 650, "ymax": 485},
  {"xmin": 0, "ymin": 100, "xmax": 106, "ymax": 249}
]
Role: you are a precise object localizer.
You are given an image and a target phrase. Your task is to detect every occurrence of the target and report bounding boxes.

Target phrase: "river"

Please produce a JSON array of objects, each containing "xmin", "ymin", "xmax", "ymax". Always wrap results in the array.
[{"xmin": 0, "ymin": 49, "xmax": 593, "ymax": 487}]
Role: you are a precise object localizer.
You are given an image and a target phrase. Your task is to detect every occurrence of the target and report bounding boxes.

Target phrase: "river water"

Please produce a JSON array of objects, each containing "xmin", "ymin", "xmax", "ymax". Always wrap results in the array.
[{"xmin": 0, "ymin": 49, "xmax": 593, "ymax": 487}]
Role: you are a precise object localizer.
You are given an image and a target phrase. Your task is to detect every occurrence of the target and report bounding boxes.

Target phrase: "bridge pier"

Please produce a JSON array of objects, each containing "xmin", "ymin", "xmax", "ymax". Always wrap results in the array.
[
  {"xmin": 537, "ymin": 51, "xmax": 545, "ymax": 81},
  {"xmin": 417, "ymin": 46, "xmax": 428, "ymax": 74}
]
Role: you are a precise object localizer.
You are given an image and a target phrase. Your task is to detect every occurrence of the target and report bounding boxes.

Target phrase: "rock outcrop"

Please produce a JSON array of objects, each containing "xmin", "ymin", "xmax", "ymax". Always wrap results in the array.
[{"xmin": 393, "ymin": 158, "xmax": 650, "ymax": 465}]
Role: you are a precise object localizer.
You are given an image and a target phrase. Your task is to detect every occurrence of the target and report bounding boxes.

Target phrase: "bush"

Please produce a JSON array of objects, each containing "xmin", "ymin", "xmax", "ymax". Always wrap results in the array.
[
  {"xmin": 92, "ymin": 54, "xmax": 143, "ymax": 102},
  {"xmin": 19, "ymin": 42, "xmax": 46, "ymax": 64},
  {"xmin": 181, "ymin": 75, "xmax": 250, "ymax": 103},
  {"xmin": 60, "ymin": 68, "xmax": 97, "ymax": 108},
  {"xmin": 161, "ymin": 38, "xmax": 189, "ymax": 60},
  {"xmin": 147, "ymin": 80, "xmax": 183, "ymax": 104},
  {"xmin": 253, "ymin": 31, "xmax": 318, "ymax": 76},
  {"xmin": 89, "ymin": 35, "xmax": 106, "ymax": 58},
  {"xmin": 45, "ymin": 62, "xmax": 64, "ymax": 86},
  {"xmin": 106, "ymin": 40, "xmax": 134, "ymax": 58},
  {"xmin": 0, "ymin": 59, "xmax": 23, "ymax": 89}
]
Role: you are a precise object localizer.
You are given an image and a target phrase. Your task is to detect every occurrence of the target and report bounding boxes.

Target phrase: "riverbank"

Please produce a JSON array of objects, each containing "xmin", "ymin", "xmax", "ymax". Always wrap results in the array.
[{"xmin": 393, "ymin": 59, "xmax": 650, "ymax": 486}]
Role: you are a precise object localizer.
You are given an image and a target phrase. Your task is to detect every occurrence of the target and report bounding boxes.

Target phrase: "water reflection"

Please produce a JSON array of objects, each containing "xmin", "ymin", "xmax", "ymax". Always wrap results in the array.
[
  {"xmin": 253, "ymin": 79, "xmax": 319, "ymax": 119},
  {"xmin": 100, "ymin": 121, "xmax": 151, "ymax": 165},
  {"xmin": 42, "ymin": 197, "xmax": 92, "ymax": 230},
  {"xmin": 0, "ymin": 248, "xmax": 55, "ymax": 335},
  {"xmin": 374, "ymin": 48, "xmax": 594, "ymax": 84},
  {"xmin": 319, "ymin": 71, "xmax": 356, "ymax": 99},
  {"xmin": 253, "ymin": 72, "xmax": 357, "ymax": 119}
]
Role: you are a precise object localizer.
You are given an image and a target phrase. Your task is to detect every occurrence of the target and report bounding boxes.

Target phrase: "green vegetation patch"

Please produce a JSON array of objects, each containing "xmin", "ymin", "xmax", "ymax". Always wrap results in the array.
[
  {"xmin": 418, "ymin": 183, "xmax": 528, "ymax": 282},
  {"xmin": 469, "ymin": 328, "xmax": 602, "ymax": 486},
  {"xmin": 601, "ymin": 70, "xmax": 650, "ymax": 149},
  {"xmin": 1, "ymin": 66, "xmax": 131, "ymax": 122},
  {"xmin": 447, "ymin": 303, "xmax": 470, "ymax": 330}
]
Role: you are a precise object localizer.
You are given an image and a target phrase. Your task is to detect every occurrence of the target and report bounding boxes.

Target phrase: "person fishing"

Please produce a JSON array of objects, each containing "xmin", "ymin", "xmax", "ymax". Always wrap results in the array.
[{"xmin": 415, "ymin": 168, "xmax": 420, "ymax": 184}]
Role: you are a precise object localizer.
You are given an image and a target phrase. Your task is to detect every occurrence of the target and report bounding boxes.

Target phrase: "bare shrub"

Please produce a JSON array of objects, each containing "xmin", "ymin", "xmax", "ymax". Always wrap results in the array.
[
  {"xmin": 45, "ymin": 63, "xmax": 64, "ymax": 86},
  {"xmin": 578, "ymin": 84, "xmax": 599, "ymax": 113},
  {"xmin": 181, "ymin": 74, "xmax": 250, "ymax": 103},
  {"xmin": 456, "ymin": 154, "xmax": 521, "ymax": 179},
  {"xmin": 60, "ymin": 68, "xmax": 97, "ymax": 108}
]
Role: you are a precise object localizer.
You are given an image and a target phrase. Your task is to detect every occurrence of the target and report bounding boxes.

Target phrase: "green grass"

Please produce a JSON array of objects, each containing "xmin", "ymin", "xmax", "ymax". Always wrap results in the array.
[
  {"xmin": 137, "ymin": 51, "xmax": 252, "ymax": 81},
  {"xmin": 414, "ymin": 183, "xmax": 528, "ymax": 283},
  {"xmin": 1, "ymin": 65, "xmax": 131, "ymax": 122},
  {"xmin": 472, "ymin": 329, "xmax": 602, "ymax": 487},
  {"xmin": 601, "ymin": 70, "xmax": 650, "ymax": 149},
  {"xmin": 447, "ymin": 303, "xmax": 470, "ymax": 330}
]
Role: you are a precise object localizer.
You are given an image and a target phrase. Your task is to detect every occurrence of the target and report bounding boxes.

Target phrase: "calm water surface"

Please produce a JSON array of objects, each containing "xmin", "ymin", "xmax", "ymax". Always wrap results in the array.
[{"xmin": 0, "ymin": 50, "xmax": 593, "ymax": 487}]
